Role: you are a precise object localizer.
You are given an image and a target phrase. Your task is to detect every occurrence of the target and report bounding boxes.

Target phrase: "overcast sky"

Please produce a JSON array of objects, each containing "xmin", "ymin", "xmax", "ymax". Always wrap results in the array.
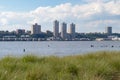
[{"xmin": 0, "ymin": 0, "xmax": 120, "ymax": 33}]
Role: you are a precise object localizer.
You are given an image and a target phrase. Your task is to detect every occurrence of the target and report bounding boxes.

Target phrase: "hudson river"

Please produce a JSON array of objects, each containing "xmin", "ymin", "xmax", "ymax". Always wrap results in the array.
[{"xmin": 0, "ymin": 41, "xmax": 120, "ymax": 57}]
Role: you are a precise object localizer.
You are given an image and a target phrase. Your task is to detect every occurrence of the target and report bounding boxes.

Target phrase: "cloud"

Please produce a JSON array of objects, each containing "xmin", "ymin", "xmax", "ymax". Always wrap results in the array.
[
  {"xmin": 81, "ymin": 0, "xmax": 120, "ymax": 3},
  {"xmin": 0, "ymin": 1, "xmax": 120, "ymax": 32},
  {"xmin": 0, "ymin": 18, "xmax": 8, "ymax": 25}
]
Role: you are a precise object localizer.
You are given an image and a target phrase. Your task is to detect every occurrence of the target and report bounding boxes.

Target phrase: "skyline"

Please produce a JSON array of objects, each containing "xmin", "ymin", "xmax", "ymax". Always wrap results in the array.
[{"xmin": 0, "ymin": 0, "xmax": 120, "ymax": 33}]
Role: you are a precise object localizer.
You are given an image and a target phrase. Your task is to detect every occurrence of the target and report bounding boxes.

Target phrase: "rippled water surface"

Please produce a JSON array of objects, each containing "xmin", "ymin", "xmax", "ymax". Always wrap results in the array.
[{"xmin": 0, "ymin": 41, "xmax": 120, "ymax": 57}]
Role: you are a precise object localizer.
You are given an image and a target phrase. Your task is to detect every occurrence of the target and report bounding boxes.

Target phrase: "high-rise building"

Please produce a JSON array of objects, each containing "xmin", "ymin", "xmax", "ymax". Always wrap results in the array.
[
  {"xmin": 53, "ymin": 20, "xmax": 59, "ymax": 37},
  {"xmin": 61, "ymin": 22, "xmax": 67, "ymax": 40},
  {"xmin": 105, "ymin": 26, "xmax": 112, "ymax": 34},
  {"xmin": 31, "ymin": 23, "xmax": 41, "ymax": 34},
  {"xmin": 69, "ymin": 23, "xmax": 75, "ymax": 39},
  {"xmin": 16, "ymin": 29, "xmax": 25, "ymax": 34}
]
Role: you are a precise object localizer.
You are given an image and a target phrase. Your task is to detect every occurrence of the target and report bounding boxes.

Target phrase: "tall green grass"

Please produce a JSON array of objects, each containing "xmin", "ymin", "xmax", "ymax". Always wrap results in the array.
[{"xmin": 0, "ymin": 51, "xmax": 120, "ymax": 80}]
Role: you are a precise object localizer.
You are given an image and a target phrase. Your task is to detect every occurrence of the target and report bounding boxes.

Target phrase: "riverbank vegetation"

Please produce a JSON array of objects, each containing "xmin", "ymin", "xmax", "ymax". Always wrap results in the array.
[{"xmin": 0, "ymin": 51, "xmax": 120, "ymax": 80}]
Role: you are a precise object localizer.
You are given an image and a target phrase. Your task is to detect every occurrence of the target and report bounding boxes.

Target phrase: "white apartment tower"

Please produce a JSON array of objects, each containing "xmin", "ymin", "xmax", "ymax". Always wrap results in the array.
[
  {"xmin": 53, "ymin": 20, "xmax": 59, "ymax": 37},
  {"xmin": 31, "ymin": 23, "xmax": 41, "ymax": 34},
  {"xmin": 61, "ymin": 22, "xmax": 67, "ymax": 40}
]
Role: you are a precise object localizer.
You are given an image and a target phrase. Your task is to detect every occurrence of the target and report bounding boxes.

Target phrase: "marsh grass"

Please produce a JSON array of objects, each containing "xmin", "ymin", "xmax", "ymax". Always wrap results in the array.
[{"xmin": 0, "ymin": 51, "xmax": 120, "ymax": 80}]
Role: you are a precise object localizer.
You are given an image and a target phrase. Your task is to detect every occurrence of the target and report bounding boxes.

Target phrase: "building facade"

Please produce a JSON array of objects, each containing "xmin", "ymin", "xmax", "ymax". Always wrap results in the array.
[
  {"xmin": 53, "ymin": 20, "xmax": 59, "ymax": 38},
  {"xmin": 61, "ymin": 22, "xmax": 67, "ymax": 40},
  {"xmin": 106, "ymin": 26, "xmax": 112, "ymax": 34},
  {"xmin": 31, "ymin": 23, "xmax": 41, "ymax": 34},
  {"xmin": 69, "ymin": 23, "xmax": 75, "ymax": 39},
  {"xmin": 16, "ymin": 29, "xmax": 25, "ymax": 34}
]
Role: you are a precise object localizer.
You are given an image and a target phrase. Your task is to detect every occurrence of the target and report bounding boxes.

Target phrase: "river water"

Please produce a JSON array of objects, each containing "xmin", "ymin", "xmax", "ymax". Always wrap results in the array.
[{"xmin": 0, "ymin": 41, "xmax": 120, "ymax": 57}]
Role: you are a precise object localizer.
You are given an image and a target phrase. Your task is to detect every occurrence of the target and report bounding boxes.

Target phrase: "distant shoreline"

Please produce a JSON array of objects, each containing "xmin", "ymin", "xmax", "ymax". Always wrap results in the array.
[{"xmin": 0, "ymin": 38, "xmax": 119, "ymax": 41}]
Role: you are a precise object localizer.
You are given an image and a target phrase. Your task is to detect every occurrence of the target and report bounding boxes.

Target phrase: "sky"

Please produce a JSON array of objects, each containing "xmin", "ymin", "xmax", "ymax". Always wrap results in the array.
[{"xmin": 0, "ymin": 0, "xmax": 120, "ymax": 33}]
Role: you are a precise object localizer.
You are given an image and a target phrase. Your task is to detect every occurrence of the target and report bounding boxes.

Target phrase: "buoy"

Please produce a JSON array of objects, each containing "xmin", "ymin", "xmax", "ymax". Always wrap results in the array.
[
  {"xmin": 48, "ymin": 45, "xmax": 50, "ymax": 47},
  {"xmin": 91, "ymin": 45, "xmax": 94, "ymax": 47},
  {"xmin": 111, "ymin": 45, "xmax": 114, "ymax": 48},
  {"xmin": 23, "ymin": 49, "xmax": 25, "ymax": 52}
]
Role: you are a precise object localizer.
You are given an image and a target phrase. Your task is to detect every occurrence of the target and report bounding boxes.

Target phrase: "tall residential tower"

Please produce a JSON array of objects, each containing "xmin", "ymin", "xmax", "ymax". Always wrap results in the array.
[
  {"xmin": 53, "ymin": 20, "xmax": 59, "ymax": 38},
  {"xmin": 105, "ymin": 26, "xmax": 112, "ymax": 34},
  {"xmin": 69, "ymin": 23, "xmax": 75, "ymax": 39},
  {"xmin": 61, "ymin": 22, "xmax": 67, "ymax": 40}
]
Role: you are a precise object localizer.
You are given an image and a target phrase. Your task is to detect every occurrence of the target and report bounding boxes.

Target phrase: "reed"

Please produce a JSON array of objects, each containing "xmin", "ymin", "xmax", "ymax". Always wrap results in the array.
[{"xmin": 0, "ymin": 51, "xmax": 120, "ymax": 80}]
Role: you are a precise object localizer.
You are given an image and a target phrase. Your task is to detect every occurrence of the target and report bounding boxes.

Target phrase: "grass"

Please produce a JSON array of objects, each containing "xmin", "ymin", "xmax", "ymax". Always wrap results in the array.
[{"xmin": 0, "ymin": 51, "xmax": 120, "ymax": 80}]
